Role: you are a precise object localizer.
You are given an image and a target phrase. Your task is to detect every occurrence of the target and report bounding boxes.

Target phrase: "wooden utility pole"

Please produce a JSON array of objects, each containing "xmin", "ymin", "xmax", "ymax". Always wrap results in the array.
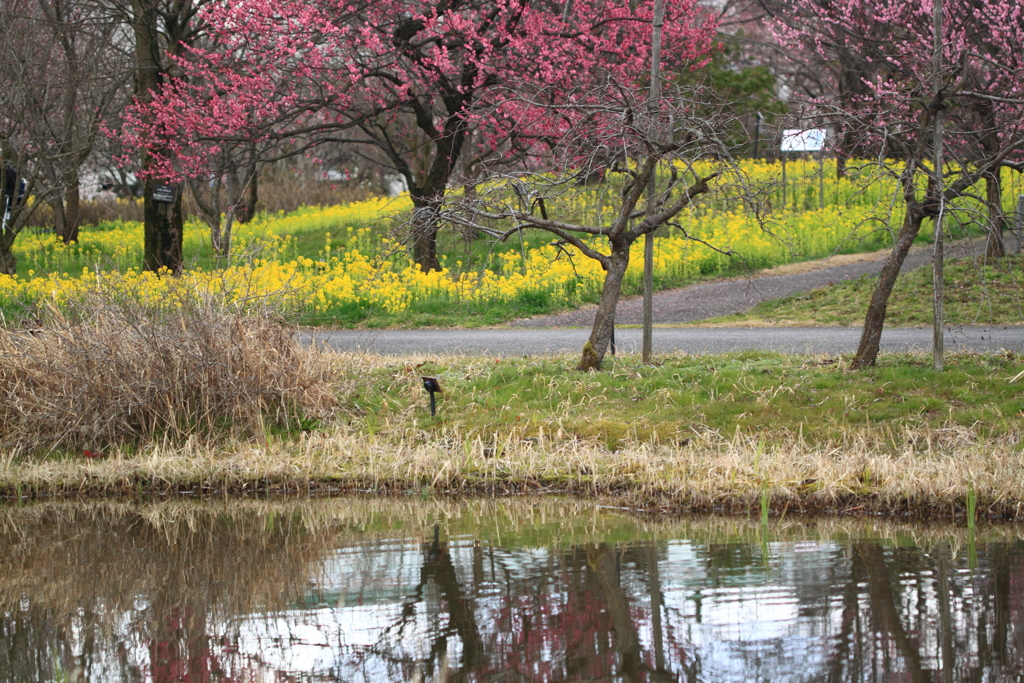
[
  {"xmin": 642, "ymin": 0, "xmax": 665, "ymax": 364},
  {"xmin": 932, "ymin": 0, "xmax": 945, "ymax": 370}
]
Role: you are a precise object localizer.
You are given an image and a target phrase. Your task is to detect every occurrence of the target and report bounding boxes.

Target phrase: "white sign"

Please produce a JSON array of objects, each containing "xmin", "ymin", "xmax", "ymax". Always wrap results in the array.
[{"xmin": 781, "ymin": 129, "xmax": 826, "ymax": 152}]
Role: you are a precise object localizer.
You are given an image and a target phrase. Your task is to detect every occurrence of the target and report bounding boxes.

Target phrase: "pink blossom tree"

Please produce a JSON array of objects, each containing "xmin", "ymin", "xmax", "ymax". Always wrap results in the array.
[
  {"xmin": 120, "ymin": 0, "xmax": 213, "ymax": 275},
  {"xmin": 119, "ymin": 0, "xmax": 717, "ymax": 272},
  {"xmin": 775, "ymin": 0, "xmax": 1024, "ymax": 368}
]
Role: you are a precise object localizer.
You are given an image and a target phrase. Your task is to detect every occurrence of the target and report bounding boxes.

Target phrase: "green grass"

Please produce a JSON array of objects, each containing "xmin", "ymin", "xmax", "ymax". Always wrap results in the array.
[
  {"xmin": 345, "ymin": 350, "xmax": 1024, "ymax": 449},
  {"xmin": 704, "ymin": 255, "xmax": 1024, "ymax": 328}
]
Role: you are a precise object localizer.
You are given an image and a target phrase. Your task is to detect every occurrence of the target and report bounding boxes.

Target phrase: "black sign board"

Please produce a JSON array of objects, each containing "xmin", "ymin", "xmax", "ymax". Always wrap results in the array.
[{"xmin": 152, "ymin": 184, "xmax": 177, "ymax": 204}]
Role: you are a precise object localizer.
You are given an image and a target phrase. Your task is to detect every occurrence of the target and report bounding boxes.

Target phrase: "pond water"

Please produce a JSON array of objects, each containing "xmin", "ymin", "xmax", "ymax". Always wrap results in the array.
[{"xmin": 1, "ymin": 497, "xmax": 1022, "ymax": 682}]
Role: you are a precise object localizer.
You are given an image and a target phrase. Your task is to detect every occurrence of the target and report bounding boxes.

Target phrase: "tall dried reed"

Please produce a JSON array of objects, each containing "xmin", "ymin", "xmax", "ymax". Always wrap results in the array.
[{"xmin": 0, "ymin": 285, "xmax": 338, "ymax": 455}]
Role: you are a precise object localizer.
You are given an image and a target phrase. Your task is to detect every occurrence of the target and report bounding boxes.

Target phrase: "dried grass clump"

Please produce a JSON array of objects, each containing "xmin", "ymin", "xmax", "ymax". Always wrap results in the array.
[
  {"xmin": 5, "ymin": 421, "xmax": 1023, "ymax": 519},
  {"xmin": 0, "ymin": 291, "xmax": 337, "ymax": 455}
]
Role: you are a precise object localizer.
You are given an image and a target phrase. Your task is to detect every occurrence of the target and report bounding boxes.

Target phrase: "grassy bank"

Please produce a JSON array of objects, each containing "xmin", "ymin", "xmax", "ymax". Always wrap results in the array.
[
  {"xmin": 2, "ymin": 415, "xmax": 1022, "ymax": 520},
  {"xmin": 2, "ymin": 333, "xmax": 1023, "ymax": 518},
  {"xmin": 344, "ymin": 351, "xmax": 1021, "ymax": 446}
]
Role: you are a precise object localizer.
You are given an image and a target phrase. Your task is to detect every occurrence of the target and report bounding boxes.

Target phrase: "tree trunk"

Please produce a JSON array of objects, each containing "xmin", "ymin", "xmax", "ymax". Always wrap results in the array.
[
  {"xmin": 220, "ymin": 208, "xmax": 235, "ymax": 257},
  {"xmin": 835, "ymin": 57, "xmax": 869, "ymax": 180},
  {"xmin": 52, "ymin": 179, "xmax": 81, "ymax": 245},
  {"xmin": 238, "ymin": 162, "xmax": 258, "ymax": 224},
  {"xmin": 210, "ymin": 171, "xmax": 227, "ymax": 256},
  {"xmin": 210, "ymin": 219, "xmax": 225, "ymax": 256},
  {"xmin": 0, "ymin": 230, "xmax": 16, "ymax": 275},
  {"xmin": 226, "ymin": 154, "xmax": 258, "ymax": 228},
  {"xmin": 210, "ymin": 220, "xmax": 223, "ymax": 256},
  {"xmin": 977, "ymin": 103, "xmax": 1005, "ymax": 259},
  {"xmin": 188, "ymin": 176, "xmax": 226, "ymax": 257},
  {"xmin": 64, "ymin": 180, "xmax": 80, "ymax": 244},
  {"xmin": 143, "ymin": 178, "xmax": 184, "ymax": 274},
  {"xmin": 410, "ymin": 195, "xmax": 442, "ymax": 272},
  {"xmin": 852, "ymin": 206, "xmax": 926, "ymax": 368},
  {"xmin": 835, "ymin": 126, "xmax": 850, "ymax": 180},
  {"xmin": 49, "ymin": 196, "xmax": 68, "ymax": 242},
  {"xmin": 133, "ymin": 0, "xmax": 186, "ymax": 274},
  {"xmin": 402, "ymin": 90, "xmax": 470, "ymax": 273},
  {"xmin": 985, "ymin": 170, "xmax": 1005, "ymax": 258},
  {"xmin": 579, "ymin": 244, "xmax": 630, "ymax": 371}
]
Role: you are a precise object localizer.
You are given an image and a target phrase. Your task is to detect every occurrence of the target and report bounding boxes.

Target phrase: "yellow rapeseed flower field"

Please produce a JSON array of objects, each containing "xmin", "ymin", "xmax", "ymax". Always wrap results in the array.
[{"xmin": 1, "ymin": 160, "xmax": 1007, "ymax": 324}]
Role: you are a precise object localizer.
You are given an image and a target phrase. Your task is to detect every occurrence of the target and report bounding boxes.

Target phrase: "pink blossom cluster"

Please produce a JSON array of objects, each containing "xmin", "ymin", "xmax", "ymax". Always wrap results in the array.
[{"xmin": 119, "ymin": 0, "xmax": 718, "ymax": 181}]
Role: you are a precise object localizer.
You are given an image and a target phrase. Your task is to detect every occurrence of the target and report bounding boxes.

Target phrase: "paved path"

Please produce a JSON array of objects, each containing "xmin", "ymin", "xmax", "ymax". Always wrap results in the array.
[
  {"xmin": 512, "ymin": 238, "xmax": 991, "ymax": 327},
  {"xmin": 308, "ymin": 325, "xmax": 1024, "ymax": 357}
]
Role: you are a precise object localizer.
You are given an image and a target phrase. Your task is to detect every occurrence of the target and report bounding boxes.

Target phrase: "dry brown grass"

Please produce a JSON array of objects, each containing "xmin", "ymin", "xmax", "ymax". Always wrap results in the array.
[
  {"xmin": 253, "ymin": 172, "xmax": 377, "ymax": 214},
  {"xmin": 0, "ymin": 291, "xmax": 338, "ymax": 455},
  {"xmin": 2, "ymin": 416, "xmax": 1022, "ymax": 519},
  {"xmin": 22, "ymin": 198, "xmax": 145, "ymax": 229}
]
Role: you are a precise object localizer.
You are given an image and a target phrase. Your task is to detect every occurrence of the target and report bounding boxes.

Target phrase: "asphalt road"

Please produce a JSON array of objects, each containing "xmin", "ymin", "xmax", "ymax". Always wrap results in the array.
[{"xmin": 307, "ymin": 325, "xmax": 1024, "ymax": 357}]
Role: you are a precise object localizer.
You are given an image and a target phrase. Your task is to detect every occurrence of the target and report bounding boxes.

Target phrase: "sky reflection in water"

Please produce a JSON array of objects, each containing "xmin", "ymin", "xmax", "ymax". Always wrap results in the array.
[{"xmin": 0, "ymin": 498, "xmax": 1020, "ymax": 682}]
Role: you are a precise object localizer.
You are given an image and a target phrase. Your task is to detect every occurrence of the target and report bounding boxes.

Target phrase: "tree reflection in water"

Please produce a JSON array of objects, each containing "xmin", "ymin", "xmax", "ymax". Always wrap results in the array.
[{"xmin": 0, "ymin": 499, "xmax": 1022, "ymax": 682}]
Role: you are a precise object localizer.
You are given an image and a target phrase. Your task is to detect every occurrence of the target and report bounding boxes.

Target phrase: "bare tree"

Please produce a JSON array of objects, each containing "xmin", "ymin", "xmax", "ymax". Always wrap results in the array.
[
  {"xmin": 441, "ymin": 81, "xmax": 750, "ymax": 370},
  {"xmin": 0, "ymin": 0, "xmax": 130, "ymax": 273}
]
